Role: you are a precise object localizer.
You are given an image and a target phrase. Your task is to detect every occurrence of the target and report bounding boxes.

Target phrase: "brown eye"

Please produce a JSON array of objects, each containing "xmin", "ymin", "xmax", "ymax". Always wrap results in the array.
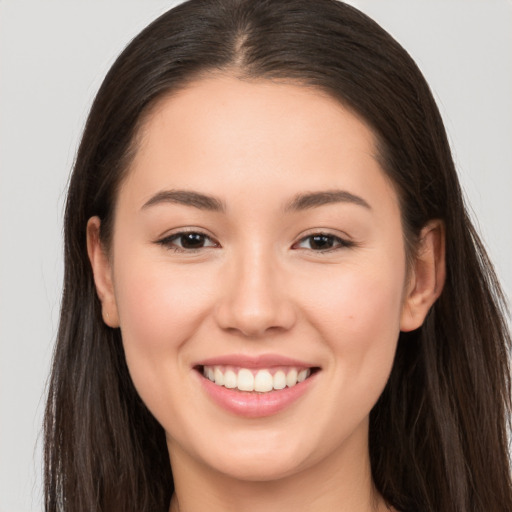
[
  {"xmin": 308, "ymin": 235, "xmax": 336, "ymax": 250},
  {"xmin": 295, "ymin": 233, "xmax": 353, "ymax": 251},
  {"xmin": 177, "ymin": 232, "xmax": 208, "ymax": 249},
  {"xmin": 157, "ymin": 231, "xmax": 218, "ymax": 252}
]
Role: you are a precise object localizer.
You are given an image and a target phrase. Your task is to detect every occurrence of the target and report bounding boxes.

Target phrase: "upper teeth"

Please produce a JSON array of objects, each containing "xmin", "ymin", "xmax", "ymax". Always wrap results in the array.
[{"xmin": 203, "ymin": 366, "xmax": 311, "ymax": 393}]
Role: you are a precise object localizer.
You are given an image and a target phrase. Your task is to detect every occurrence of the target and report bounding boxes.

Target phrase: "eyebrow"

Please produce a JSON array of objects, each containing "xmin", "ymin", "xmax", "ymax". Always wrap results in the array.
[
  {"xmin": 141, "ymin": 188, "xmax": 371, "ymax": 213},
  {"xmin": 141, "ymin": 189, "xmax": 225, "ymax": 212},
  {"xmin": 284, "ymin": 190, "xmax": 371, "ymax": 212}
]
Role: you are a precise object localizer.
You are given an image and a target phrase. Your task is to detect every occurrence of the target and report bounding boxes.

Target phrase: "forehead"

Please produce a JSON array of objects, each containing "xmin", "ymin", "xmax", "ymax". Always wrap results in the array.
[{"xmin": 121, "ymin": 75, "xmax": 397, "ymax": 214}]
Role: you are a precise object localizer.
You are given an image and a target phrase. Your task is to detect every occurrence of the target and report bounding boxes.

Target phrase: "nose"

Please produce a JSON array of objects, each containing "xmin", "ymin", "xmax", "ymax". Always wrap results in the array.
[{"xmin": 214, "ymin": 247, "xmax": 297, "ymax": 338}]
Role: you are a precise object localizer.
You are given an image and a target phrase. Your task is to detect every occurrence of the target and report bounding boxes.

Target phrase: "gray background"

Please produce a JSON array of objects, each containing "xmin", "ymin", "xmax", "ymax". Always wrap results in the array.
[{"xmin": 1, "ymin": 1, "xmax": 510, "ymax": 510}]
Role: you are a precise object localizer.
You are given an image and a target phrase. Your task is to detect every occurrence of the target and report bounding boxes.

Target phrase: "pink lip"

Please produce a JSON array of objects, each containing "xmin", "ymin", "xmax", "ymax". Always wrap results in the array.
[
  {"xmin": 194, "ymin": 354, "xmax": 319, "ymax": 418},
  {"xmin": 196, "ymin": 353, "xmax": 315, "ymax": 369}
]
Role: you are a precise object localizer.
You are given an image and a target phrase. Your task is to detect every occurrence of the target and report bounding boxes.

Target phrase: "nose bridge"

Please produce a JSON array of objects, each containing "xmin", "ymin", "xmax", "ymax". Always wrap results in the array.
[{"xmin": 215, "ymin": 240, "xmax": 295, "ymax": 337}]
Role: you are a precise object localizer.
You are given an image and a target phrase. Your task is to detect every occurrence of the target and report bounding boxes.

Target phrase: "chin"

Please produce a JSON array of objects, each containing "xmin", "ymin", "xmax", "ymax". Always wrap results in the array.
[
  {"xmin": 192, "ymin": 429, "xmax": 319, "ymax": 483},
  {"xmin": 211, "ymin": 452, "xmax": 307, "ymax": 482}
]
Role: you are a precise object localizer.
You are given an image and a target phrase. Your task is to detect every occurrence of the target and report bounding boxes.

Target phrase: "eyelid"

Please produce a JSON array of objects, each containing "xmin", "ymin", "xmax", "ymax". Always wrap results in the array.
[
  {"xmin": 154, "ymin": 227, "xmax": 355, "ymax": 253},
  {"xmin": 155, "ymin": 227, "xmax": 220, "ymax": 252},
  {"xmin": 292, "ymin": 230, "xmax": 355, "ymax": 252}
]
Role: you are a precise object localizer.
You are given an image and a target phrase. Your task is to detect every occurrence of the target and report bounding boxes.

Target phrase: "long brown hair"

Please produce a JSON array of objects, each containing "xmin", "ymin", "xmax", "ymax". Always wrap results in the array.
[{"xmin": 44, "ymin": 1, "xmax": 512, "ymax": 510}]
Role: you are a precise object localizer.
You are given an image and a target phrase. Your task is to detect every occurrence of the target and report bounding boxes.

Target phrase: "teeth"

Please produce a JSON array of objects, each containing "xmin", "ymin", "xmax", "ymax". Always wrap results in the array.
[
  {"xmin": 214, "ymin": 367, "xmax": 224, "ymax": 386},
  {"xmin": 286, "ymin": 368, "xmax": 298, "ymax": 387},
  {"xmin": 238, "ymin": 369, "xmax": 254, "ymax": 391},
  {"xmin": 254, "ymin": 370, "xmax": 273, "ymax": 392},
  {"xmin": 202, "ymin": 365, "xmax": 312, "ymax": 393},
  {"xmin": 224, "ymin": 369, "xmax": 237, "ymax": 389},
  {"xmin": 297, "ymin": 369, "xmax": 308, "ymax": 383},
  {"xmin": 273, "ymin": 370, "xmax": 286, "ymax": 390}
]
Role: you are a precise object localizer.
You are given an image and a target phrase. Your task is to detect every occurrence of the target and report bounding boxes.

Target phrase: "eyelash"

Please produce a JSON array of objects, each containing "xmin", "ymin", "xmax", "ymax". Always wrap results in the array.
[
  {"xmin": 156, "ymin": 230, "xmax": 354, "ymax": 253},
  {"xmin": 156, "ymin": 230, "xmax": 219, "ymax": 253},
  {"xmin": 293, "ymin": 232, "xmax": 355, "ymax": 252}
]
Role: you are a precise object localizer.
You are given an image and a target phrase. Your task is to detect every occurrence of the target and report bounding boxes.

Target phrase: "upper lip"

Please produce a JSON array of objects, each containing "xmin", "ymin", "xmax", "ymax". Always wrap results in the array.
[{"xmin": 195, "ymin": 353, "xmax": 317, "ymax": 369}]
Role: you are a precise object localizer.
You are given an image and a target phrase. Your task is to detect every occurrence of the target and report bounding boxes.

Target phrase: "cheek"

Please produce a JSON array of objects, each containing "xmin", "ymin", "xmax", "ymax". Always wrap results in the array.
[
  {"xmin": 110, "ymin": 255, "xmax": 219, "ymax": 432},
  {"xmin": 339, "ymin": 271, "xmax": 403, "ymax": 341},
  {"xmin": 111, "ymin": 254, "xmax": 219, "ymax": 414},
  {"xmin": 113, "ymin": 258, "xmax": 213, "ymax": 350},
  {"xmin": 301, "ymin": 255, "xmax": 406, "ymax": 401},
  {"xmin": 299, "ymin": 267, "xmax": 405, "ymax": 455},
  {"xmin": 304, "ymin": 258, "xmax": 405, "ymax": 342}
]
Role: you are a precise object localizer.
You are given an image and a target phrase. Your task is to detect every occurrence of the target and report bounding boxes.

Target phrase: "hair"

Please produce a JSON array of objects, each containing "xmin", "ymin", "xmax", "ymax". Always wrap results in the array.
[{"xmin": 44, "ymin": 1, "xmax": 512, "ymax": 511}]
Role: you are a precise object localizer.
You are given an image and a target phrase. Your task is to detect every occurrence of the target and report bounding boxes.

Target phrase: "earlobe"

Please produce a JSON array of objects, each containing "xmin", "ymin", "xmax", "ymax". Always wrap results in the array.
[
  {"xmin": 86, "ymin": 217, "xmax": 120, "ymax": 328},
  {"xmin": 400, "ymin": 220, "xmax": 446, "ymax": 332}
]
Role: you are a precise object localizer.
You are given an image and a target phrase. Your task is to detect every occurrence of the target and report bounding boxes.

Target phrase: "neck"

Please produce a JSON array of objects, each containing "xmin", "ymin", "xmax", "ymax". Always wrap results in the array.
[{"xmin": 167, "ymin": 423, "xmax": 391, "ymax": 512}]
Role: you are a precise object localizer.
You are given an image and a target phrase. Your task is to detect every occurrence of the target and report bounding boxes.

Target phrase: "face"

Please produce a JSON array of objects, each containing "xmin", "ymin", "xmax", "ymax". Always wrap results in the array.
[{"xmin": 88, "ymin": 75, "xmax": 440, "ymax": 483}]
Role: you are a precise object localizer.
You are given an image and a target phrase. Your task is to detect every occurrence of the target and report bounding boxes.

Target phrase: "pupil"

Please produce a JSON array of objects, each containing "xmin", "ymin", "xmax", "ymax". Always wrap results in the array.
[
  {"xmin": 182, "ymin": 233, "xmax": 204, "ymax": 248},
  {"xmin": 311, "ymin": 235, "xmax": 333, "ymax": 250}
]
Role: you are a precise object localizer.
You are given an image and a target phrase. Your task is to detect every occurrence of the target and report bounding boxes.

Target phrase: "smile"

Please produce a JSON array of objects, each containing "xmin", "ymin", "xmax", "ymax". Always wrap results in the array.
[
  {"xmin": 195, "ymin": 357, "xmax": 320, "ymax": 418},
  {"xmin": 202, "ymin": 365, "xmax": 311, "ymax": 393}
]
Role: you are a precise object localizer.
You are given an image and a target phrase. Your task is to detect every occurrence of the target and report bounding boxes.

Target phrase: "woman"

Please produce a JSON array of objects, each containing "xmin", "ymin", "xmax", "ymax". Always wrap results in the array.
[{"xmin": 43, "ymin": 0, "xmax": 512, "ymax": 511}]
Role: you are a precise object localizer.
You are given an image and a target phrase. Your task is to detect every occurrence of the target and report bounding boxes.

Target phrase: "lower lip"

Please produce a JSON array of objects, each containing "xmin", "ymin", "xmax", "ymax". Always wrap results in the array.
[{"xmin": 197, "ymin": 370, "xmax": 318, "ymax": 418}]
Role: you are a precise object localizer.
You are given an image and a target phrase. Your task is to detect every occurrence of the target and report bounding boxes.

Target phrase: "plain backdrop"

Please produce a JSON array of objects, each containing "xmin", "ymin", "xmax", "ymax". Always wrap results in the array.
[{"xmin": 0, "ymin": 1, "xmax": 510, "ymax": 510}]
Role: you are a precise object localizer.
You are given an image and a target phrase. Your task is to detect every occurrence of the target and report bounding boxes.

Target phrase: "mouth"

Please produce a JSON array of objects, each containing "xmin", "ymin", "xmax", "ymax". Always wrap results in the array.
[
  {"xmin": 193, "ymin": 354, "xmax": 320, "ymax": 417},
  {"xmin": 196, "ymin": 364, "xmax": 319, "ymax": 393}
]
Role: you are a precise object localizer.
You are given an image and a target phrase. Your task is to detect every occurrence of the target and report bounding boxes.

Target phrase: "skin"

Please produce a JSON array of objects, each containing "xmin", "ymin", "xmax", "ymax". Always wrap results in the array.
[{"xmin": 88, "ymin": 75, "xmax": 445, "ymax": 512}]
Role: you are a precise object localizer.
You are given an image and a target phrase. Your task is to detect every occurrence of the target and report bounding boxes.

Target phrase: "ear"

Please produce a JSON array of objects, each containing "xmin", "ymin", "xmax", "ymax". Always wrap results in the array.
[
  {"xmin": 86, "ymin": 216, "xmax": 120, "ymax": 328},
  {"xmin": 400, "ymin": 220, "xmax": 446, "ymax": 332}
]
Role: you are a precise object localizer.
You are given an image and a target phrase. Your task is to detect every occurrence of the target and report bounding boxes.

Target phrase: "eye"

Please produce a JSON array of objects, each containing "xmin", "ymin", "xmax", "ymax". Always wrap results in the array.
[
  {"xmin": 294, "ymin": 233, "xmax": 353, "ymax": 251},
  {"xmin": 157, "ymin": 231, "xmax": 219, "ymax": 252}
]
